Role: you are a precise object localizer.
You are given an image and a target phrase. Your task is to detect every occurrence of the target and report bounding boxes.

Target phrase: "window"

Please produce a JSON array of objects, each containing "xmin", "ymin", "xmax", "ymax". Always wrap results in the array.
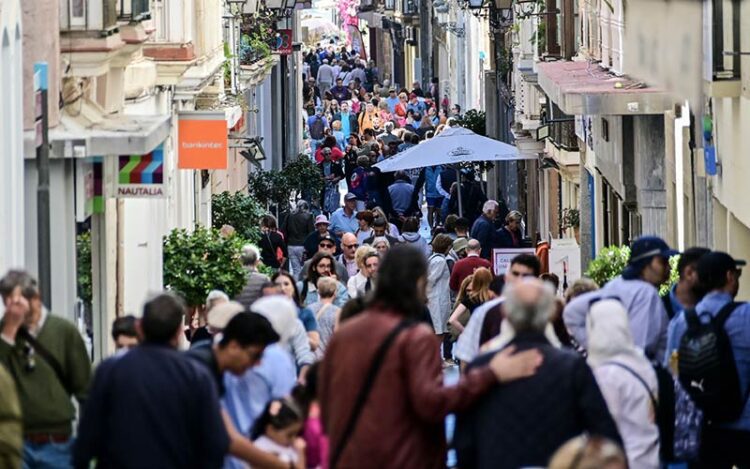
[{"xmin": 601, "ymin": 117, "xmax": 609, "ymax": 142}]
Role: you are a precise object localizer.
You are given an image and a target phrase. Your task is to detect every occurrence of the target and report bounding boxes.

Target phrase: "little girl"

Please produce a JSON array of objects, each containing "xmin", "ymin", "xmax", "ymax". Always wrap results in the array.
[{"xmin": 251, "ymin": 398, "xmax": 306, "ymax": 468}]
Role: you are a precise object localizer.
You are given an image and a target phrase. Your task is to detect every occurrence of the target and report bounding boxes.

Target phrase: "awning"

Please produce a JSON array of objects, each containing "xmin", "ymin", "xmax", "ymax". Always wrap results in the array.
[
  {"xmin": 25, "ymin": 99, "xmax": 170, "ymax": 158},
  {"xmin": 537, "ymin": 61, "xmax": 675, "ymax": 116}
]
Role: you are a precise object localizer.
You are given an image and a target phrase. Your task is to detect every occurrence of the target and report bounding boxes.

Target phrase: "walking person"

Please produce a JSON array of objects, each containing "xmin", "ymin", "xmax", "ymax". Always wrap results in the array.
[
  {"xmin": 319, "ymin": 245, "xmax": 544, "ymax": 468},
  {"xmin": 427, "ymin": 234, "xmax": 455, "ymax": 364},
  {"xmin": 281, "ymin": 201, "xmax": 315, "ymax": 278},
  {"xmin": 0, "ymin": 270, "xmax": 91, "ymax": 469},
  {"xmin": 587, "ymin": 299, "xmax": 660, "ymax": 469},
  {"xmin": 665, "ymin": 252, "xmax": 750, "ymax": 468},
  {"xmin": 470, "ymin": 200, "xmax": 499, "ymax": 260},
  {"xmin": 318, "ymin": 149, "xmax": 345, "ymax": 215},
  {"xmin": 235, "ymin": 244, "xmax": 271, "ymax": 309},
  {"xmin": 259, "ymin": 215, "xmax": 288, "ymax": 272},
  {"xmin": 306, "ymin": 277, "xmax": 341, "ymax": 357},
  {"xmin": 346, "ymin": 245, "xmax": 379, "ymax": 299},
  {"xmin": 455, "ymin": 279, "xmax": 622, "ymax": 469}
]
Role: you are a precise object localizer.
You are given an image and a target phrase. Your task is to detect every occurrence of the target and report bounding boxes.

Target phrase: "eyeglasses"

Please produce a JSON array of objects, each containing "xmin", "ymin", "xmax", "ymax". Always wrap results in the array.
[
  {"xmin": 344, "ymin": 243, "xmax": 359, "ymax": 249},
  {"xmin": 319, "ymin": 243, "xmax": 335, "ymax": 249}
]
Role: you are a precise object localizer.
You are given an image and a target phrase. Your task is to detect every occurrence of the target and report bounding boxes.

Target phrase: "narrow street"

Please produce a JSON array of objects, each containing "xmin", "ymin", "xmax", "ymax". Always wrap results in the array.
[{"xmin": 1, "ymin": 0, "xmax": 750, "ymax": 468}]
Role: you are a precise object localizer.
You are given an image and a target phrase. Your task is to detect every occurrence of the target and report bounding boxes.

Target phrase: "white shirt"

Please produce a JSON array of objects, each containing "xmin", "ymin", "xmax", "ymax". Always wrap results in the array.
[{"xmin": 251, "ymin": 436, "xmax": 299, "ymax": 466}]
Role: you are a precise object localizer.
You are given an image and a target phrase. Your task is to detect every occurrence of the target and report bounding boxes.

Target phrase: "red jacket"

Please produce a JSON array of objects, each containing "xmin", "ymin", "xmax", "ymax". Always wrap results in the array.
[
  {"xmin": 449, "ymin": 255, "xmax": 492, "ymax": 292},
  {"xmin": 319, "ymin": 310, "xmax": 495, "ymax": 469}
]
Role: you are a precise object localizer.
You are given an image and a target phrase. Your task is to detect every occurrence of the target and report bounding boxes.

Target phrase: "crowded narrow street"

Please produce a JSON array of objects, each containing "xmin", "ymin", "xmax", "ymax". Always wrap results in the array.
[{"xmin": 2, "ymin": 0, "xmax": 750, "ymax": 468}]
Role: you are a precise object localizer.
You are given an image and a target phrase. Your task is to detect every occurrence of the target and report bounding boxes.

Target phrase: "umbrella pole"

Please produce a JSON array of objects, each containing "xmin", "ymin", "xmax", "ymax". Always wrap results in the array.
[{"xmin": 455, "ymin": 167, "xmax": 464, "ymax": 218}]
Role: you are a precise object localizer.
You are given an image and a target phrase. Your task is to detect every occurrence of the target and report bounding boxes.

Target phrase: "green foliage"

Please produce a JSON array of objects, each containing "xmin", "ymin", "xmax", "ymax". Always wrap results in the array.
[
  {"xmin": 76, "ymin": 231, "xmax": 92, "ymax": 305},
  {"xmin": 247, "ymin": 155, "xmax": 325, "ymax": 210},
  {"xmin": 660, "ymin": 255, "xmax": 681, "ymax": 296},
  {"xmin": 163, "ymin": 226, "xmax": 247, "ymax": 307},
  {"xmin": 211, "ymin": 191, "xmax": 265, "ymax": 243},
  {"xmin": 561, "ymin": 208, "xmax": 580, "ymax": 230},
  {"xmin": 283, "ymin": 154, "xmax": 325, "ymax": 201},
  {"xmin": 456, "ymin": 109, "xmax": 486, "ymax": 136},
  {"xmin": 585, "ymin": 245, "xmax": 631, "ymax": 287},
  {"xmin": 586, "ymin": 245, "xmax": 680, "ymax": 294}
]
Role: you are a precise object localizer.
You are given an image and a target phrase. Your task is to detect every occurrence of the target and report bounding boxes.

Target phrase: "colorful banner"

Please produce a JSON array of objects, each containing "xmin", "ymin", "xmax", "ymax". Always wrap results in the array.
[
  {"xmin": 178, "ymin": 112, "xmax": 228, "ymax": 170},
  {"xmin": 116, "ymin": 145, "xmax": 166, "ymax": 198},
  {"xmin": 272, "ymin": 29, "xmax": 293, "ymax": 55}
]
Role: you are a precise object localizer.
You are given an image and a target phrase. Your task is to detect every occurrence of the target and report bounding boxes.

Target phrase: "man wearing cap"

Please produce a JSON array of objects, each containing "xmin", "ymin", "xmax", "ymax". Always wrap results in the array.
[
  {"xmin": 450, "ymin": 239, "xmax": 493, "ymax": 293},
  {"xmin": 665, "ymin": 251, "xmax": 750, "ymax": 466},
  {"xmin": 563, "ymin": 236, "xmax": 676, "ymax": 360},
  {"xmin": 303, "ymin": 214, "xmax": 335, "ymax": 260},
  {"xmin": 316, "ymin": 58, "xmax": 334, "ymax": 94},
  {"xmin": 299, "ymin": 233, "xmax": 348, "ymax": 283},
  {"xmin": 330, "ymin": 193, "xmax": 359, "ymax": 237}
]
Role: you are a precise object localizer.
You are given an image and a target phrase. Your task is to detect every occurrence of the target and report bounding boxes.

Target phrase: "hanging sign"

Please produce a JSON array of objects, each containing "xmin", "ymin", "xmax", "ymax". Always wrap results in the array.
[
  {"xmin": 178, "ymin": 112, "xmax": 228, "ymax": 169},
  {"xmin": 116, "ymin": 145, "xmax": 166, "ymax": 198},
  {"xmin": 271, "ymin": 29, "xmax": 294, "ymax": 55}
]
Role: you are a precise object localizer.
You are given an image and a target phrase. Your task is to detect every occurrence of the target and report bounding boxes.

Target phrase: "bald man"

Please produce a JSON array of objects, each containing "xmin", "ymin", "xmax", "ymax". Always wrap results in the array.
[{"xmin": 338, "ymin": 233, "xmax": 360, "ymax": 278}]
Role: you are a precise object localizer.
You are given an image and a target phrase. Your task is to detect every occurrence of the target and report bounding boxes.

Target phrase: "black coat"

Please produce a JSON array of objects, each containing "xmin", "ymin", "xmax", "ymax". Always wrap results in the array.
[{"xmin": 455, "ymin": 333, "xmax": 622, "ymax": 469}]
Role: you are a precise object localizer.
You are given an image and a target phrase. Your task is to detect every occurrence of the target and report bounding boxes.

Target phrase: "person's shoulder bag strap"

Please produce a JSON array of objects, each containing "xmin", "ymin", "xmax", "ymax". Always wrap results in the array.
[
  {"xmin": 18, "ymin": 327, "xmax": 73, "ymax": 395},
  {"xmin": 330, "ymin": 320, "xmax": 415, "ymax": 468},
  {"xmin": 603, "ymin": 361, "xmax": 658, "ymax": 412}
]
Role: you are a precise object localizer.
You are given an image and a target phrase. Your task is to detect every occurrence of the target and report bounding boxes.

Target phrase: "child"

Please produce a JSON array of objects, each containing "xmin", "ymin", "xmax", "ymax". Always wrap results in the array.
[
  {"xmin": 293, "ymin": 363, "xmax": 329, "ymax": 469},
  {"xmin": 251, "ymin": 398, "xmax": 306, "ymax": 468}
]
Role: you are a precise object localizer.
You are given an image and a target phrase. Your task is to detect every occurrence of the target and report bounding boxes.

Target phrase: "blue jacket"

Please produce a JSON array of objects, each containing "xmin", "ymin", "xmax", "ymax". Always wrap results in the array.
[
  {"xmin": 388, "ymin": 180, "xmax": 415, "ymax": 215},
  {"xmin": 469, "ymin": 215, "xmax": 496, "ymax": 259},
  {"xmin": 665, "ymin": 291, "xmax": 750, "ymax": 431}
]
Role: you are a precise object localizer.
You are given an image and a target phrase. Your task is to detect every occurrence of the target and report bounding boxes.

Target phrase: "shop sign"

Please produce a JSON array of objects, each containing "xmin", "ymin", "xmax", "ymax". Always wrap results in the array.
[
  {"xmin": 178, "ymin": 112, "xmax": 228, "ymax": 169},
  {"xmin": 116, "ymin": 145, "xmax": 166, "ymax": 198},
  {"xmin": 492, "ymin": 248, "xmax": 536, "ymax": 276}
]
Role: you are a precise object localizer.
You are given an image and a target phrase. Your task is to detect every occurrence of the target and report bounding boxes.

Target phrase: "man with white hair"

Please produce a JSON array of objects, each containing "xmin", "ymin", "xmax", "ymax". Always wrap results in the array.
[
  {"xmin": 316, "ymin": 58, "xmax": 334, "ymax": 94},
  {"xmin": 470, "ymin": 200, "xmax": 499, "ymax": 259},
  {"xmin": 234, "ymin": 244, "xmax": 270, "ymax": 309},
  {"xmin": 455, "ymin": 278, "xmax": 621, "ymax": 468}
]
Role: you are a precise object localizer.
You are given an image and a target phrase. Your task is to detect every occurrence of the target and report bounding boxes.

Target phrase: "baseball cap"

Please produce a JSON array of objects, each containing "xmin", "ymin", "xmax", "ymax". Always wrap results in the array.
[
  {"xmin": 697, "ymin": 251, "xmax": 746, "ymax": 284},
  {"xmin": 207, "ymin": 301, "xmax": 245, "ymax": 331},
  {"xmin": 315, "ymin": 214, "xmax": 330, "ymax": 225},
  {"xmin": 628, "ymin": 236, "xmax": 679, "ymax": 264},
  {"xmin": 453, "ymin": 237, "xmax": 469, "ymax": 253},
  {"xmin": 344, "ymin": 192, "xmax": 358, "ymax": 201},
  {"xmin": 319, "ymin": 233, "xmax": 336, "ymax": 244}
]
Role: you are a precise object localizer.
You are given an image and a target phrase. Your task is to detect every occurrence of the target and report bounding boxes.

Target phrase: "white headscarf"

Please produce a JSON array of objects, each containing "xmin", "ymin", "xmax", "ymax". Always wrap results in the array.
[
  {"xmin": 250, "ymin": 296, "xmax": 298, "ymax": 344},
  {"xmin": 586, "ymin": 299, "xmax": 648, "ymax": 367}
]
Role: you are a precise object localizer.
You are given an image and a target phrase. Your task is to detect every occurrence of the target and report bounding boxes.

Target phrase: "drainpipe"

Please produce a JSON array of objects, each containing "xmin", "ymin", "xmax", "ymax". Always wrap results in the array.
[{"xmin": 674, "ymin": 101, "xmax": 690, "ymax": 251}]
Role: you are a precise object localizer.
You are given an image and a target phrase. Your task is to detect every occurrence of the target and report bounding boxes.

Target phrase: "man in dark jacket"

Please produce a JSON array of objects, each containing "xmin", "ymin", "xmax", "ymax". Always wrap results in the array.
[
  {"xmin": 455, "ymin": 279, "xmax": 621, "ymax": 469},
  {"xmin": 281, "ymin": 200, "xmax": 315, "ymax": 277},
  {"xmin": 470, "ymin": 200, "xmax": 499, "ymax": 260}
]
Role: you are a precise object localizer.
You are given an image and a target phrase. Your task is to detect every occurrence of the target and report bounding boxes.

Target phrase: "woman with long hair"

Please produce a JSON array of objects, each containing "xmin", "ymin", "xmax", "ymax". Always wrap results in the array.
[
  {"xmin": 318, "ymin": 245, "xmax": 542, "ymax": 468},
  {"xmin": 297, "ymin": 252, "xmax": 349, "ymax": 308},
  {"xmin": 272, "ymin": 270, "xmax": 321, "ymax": 352},
  {"xmin": 448, "ymin": 267, "xmax": 495, "ymax": 335}
]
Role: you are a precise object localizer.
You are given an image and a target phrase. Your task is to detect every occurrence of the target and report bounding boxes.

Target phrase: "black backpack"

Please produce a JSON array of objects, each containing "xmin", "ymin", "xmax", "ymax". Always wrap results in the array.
[
  {"xmin": 309, "ymin": 116, "xmax": 325, "ymax": 140},
  {"xmin": 678, "ymin": 302, "xmax": 748, "ymax": 422}
]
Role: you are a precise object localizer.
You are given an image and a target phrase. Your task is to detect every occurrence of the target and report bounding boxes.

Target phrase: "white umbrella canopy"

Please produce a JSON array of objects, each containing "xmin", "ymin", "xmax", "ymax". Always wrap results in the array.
[{"xmin": 373, "ymin": 126, "xmax": 533, "ymax": 172}]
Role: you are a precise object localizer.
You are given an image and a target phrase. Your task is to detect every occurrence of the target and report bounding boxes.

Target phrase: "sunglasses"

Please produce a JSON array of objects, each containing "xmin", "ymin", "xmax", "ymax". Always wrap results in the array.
[
  {"xmin": 319, "ymin": 243, "xmax": 335, "ymax": 249},
  {"xmin": 344, "ymin": 243, "xmax": 359, "ymax": 249}
]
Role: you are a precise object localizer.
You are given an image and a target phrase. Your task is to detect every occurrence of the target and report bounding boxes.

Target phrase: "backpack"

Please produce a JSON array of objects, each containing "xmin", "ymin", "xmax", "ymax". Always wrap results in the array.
[
  {"xmin": 677, "ymin": 301, "xmax": 748, "ymax": 423},
  {"xmin": 309, "ymin": 116, "xmax": 325, "ymax": 140},
  {"xmin": 605, "ymin": 361, "xmax": 701, "ymax": 463}
]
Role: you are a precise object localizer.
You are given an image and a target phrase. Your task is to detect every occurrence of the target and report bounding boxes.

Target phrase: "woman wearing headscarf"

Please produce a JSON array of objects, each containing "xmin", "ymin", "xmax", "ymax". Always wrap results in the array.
[{"xmin": 587, "ymin": 299, "xmax": 660, "ymax": 469}]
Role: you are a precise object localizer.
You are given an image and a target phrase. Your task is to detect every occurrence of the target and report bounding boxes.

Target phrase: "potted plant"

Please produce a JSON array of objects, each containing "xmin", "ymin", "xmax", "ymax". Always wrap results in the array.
[
  {"xmin": 163, "ymin": 226, "xmax": 247, "ymax": 332},
  {"xmin": 561, "ymin": 207, "xmax": 580, "ymax": 242},
  {"xmin": 211, "ymin": 191, "xmax": 266, "ymax": 244}
]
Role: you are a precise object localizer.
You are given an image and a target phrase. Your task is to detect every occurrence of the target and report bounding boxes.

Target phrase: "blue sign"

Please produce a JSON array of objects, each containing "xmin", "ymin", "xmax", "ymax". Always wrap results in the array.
[{"xmin": 704, "ymin": 145, "xmax": 717, "ymax": 176}]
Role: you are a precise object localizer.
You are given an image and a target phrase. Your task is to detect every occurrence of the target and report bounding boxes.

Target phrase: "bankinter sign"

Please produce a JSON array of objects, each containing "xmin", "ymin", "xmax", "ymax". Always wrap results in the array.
[{"xmin": 178, "ymin": 111, "xmax": 228, "ymax": 169}]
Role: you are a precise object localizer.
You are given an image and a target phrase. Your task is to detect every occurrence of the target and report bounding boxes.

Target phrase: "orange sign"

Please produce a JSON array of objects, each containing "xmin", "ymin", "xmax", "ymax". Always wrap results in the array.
[{"xmin": 178, "ymin": 112, "xmax": 228, "ymax": 169}]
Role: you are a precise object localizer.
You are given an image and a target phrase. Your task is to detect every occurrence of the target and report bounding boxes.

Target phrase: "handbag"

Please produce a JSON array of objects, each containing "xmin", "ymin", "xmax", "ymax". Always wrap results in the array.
[{"xmin": 329, "ymin": 320, "xmax": 414, "ymax": 468}]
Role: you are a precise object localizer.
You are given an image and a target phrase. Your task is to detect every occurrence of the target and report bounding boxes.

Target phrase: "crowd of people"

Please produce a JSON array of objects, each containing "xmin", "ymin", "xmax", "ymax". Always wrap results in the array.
[
  {"xmin": 1, "ymin": 227, "xmax": 749, "ymax": 468},
  {"xmin": 1, "ymin": 40, "xmax": 749, "ymax": 469}
]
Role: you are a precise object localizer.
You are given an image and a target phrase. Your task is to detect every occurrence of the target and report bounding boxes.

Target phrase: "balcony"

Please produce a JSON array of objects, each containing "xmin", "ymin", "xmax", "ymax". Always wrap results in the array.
[
  {"xmin": 60, "ymin": 0, "xmax": 118, "ymax": 33},
  {"xmin": 384, "ymin": 0, "xmax": 395, "ymax": 10}
]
